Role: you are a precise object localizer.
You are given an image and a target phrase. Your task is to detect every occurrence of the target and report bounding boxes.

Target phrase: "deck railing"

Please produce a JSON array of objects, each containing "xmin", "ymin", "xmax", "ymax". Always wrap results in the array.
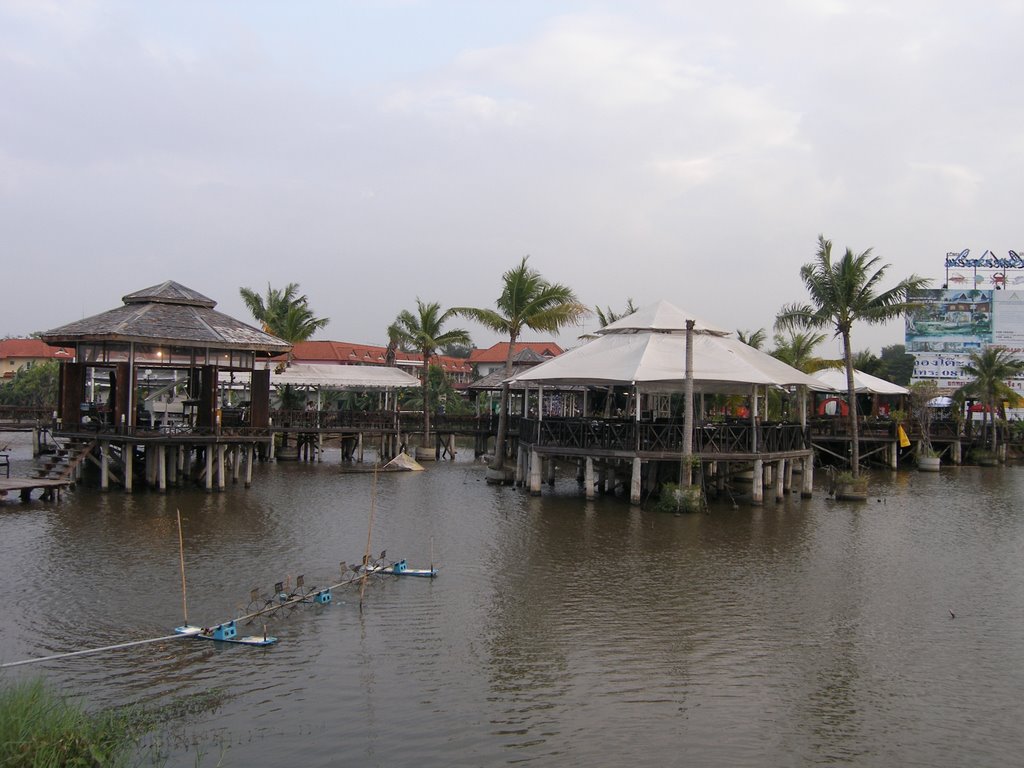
[{"xmin": 519, "ymin": 417, "xmax": 810, "ymax": 456}]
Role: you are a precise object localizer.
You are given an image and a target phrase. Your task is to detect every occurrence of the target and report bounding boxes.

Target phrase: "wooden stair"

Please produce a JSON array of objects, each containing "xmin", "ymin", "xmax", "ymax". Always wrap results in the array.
[{"xmin": 32, "ymin": 439, "xmax": 97, "ymax": 482}]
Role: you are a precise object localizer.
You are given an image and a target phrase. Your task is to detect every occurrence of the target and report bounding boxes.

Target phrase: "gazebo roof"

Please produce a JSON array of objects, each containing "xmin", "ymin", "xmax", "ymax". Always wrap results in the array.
[
  {"xmin": 511, "ymin": 301, "xmax": 828, "ymax": 394},
  {"xmin": 596, "ymin": 300, "xmax": 729, "ymax": 336},
  {"xmin": 40, "ymin": 280, "xmax": 292, "ymax": 356}
]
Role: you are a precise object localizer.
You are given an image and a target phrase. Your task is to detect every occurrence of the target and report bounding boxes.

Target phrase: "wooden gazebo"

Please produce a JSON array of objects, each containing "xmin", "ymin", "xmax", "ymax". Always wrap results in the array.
[{"xmin": 40, "ymin": 281, "xmax": 291, "ymax": 491}]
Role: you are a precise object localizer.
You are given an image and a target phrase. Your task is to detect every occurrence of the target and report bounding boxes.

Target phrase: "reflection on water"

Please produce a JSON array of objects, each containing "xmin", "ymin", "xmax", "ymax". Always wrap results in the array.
[{"xmin": 2, "ymin": 443, "xmax": 1024, "ymax": 767}]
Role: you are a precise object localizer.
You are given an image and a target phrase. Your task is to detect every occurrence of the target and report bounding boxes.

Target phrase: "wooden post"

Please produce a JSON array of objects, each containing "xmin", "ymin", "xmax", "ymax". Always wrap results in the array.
[{"xmin": 585, "ymin": 456, "xmax": 596, "ymax": 500}]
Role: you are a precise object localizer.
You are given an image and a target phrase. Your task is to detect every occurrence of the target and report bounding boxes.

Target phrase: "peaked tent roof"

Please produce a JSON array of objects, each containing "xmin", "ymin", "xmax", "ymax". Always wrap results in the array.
[
  {"xmin": 511, "ymin": 300, "xmax": 828, "ymax": 394},
  {"xmin": 596, "ymin": 300, "xmax": 728, "ymax": 336},
  {"xmin": 810, "ymin": 368, "xmax": 909, "ymax": 395},
  {"xmin": 40, "ymin": 280, "xmax": 292, "ymax": 356}
]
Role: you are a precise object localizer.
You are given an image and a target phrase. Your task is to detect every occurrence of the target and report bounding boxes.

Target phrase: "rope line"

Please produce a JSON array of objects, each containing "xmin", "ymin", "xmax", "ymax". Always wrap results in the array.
[{"xmin": 1, "ymin": 633, "xmax": 189, "ymax": 669}]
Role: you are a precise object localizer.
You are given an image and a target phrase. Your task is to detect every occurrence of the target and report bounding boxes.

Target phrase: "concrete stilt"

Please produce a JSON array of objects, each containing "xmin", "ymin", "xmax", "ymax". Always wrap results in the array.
[
  {"xmin": 157, "ymin": 445, "xmax": 167, "ymax": 492},
  {"xmin": 124, "ymin": 443, "xmax": 133, "ymax": 492},
  {"xmin": 245, "ymin": 444, "xmax": 255, "ymax": 487},
  {"xmin": 801, "ymin": 455, "xmax": 814, "ymax": 498},
  {"xmin": 630, "ymin": 457, "xmax": 642, "ymax": 506},
  {"xmin": 585, "ymin": 457, "xmax": 596, "ymax": 500},
  {"xmin": 205, "ymin": 447, "xmax": 214, "ymax": 491},
  {"xmin": 751, "ymin": 459, "xmax": 764, "ymax": 505},
  {"xmin": 529, "ymin": 450, "xmax": 542, "ymax": 496},
  {"xmin": 100, "ymin": 441, "xmax": 109, "ymax": 491},
  {"xmin": 546, "ymin": 456, "xmax": 556, "ymax": 486},
  {"xmin": 774, "ymin": 459, "xmax": 785, "ymax": 502},
  {"xmin": 217, "ymin": 445, "xmax": 226, "ymax": 490}
]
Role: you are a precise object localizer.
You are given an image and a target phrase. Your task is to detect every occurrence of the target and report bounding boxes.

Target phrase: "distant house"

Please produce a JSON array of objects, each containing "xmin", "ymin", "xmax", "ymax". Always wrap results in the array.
[
  {"xmin": 468, "ymin": 342, "xmax": 564, "ymax": 378},
  {"xmin": 277, "ymin": 340, "xmax": 474, "ymax": 387},
  {"xmin": 0, "ymin": 338, "xmax": 69, "ymax": 379}
]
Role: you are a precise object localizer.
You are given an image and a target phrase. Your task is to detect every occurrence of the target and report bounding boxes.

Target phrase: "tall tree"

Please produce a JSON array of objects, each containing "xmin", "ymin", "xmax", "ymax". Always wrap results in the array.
[
  {"xmin": 878, "ymin": 344, "xmax": 915, "ymax": 385},
  {"xmin": 239, "ymin": 283, "xmax": 329, "ymax": 343},
  {"xmin": 776, "ymin": 235, "xmax": 928, "ymax": 477},
  {"xmin": 736, "ymin": 328, "xmax": 767, "ymax": 350},
  {"xmin": 388, "ymin": 300, "xmax": 471, "ymax": 451},
  {"xmin": 454, "ymin": 257, "xmax": 588, "ymax": 477},
  {"xmin": 958, "ymin": 347, "xmax": 1024, "ymax": 454},
  {"xmin": 770, "ymin": 329, "xmax": 827, "ymax": 373}
]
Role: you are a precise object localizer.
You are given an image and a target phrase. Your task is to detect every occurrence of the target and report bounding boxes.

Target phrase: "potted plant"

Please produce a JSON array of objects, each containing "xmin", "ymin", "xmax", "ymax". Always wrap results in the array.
[
  {"xmin": 909, "ymin": 381, "xmax": 941, "ymax": 471},
  {"xmin": 831, "ymin": 469, "xmax": 869, "ymax": 501}
]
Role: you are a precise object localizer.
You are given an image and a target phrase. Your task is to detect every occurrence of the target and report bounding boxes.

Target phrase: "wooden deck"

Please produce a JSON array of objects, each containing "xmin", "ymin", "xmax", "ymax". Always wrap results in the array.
[{"xmin": 0, "ymin": 477, "xmax": 71, "ymax": 502}]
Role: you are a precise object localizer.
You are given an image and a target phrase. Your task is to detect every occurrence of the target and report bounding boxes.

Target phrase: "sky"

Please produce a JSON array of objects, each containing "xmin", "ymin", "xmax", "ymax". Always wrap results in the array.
[{"xmin": 3, "ymin": 0, "xmax": 1023, "ymax": 359}]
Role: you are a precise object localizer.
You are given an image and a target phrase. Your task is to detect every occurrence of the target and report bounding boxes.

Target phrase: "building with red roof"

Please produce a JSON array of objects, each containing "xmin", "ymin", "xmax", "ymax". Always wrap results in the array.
[
  {"xmin": 468, "ymin": 342, "xmax": 564, "ymax": 378},
  {"xmin": 0, "ymin": 338, "xmax": 69, "ymax": 379},
  {"xmin": 276, "ymin": 340, "xmax": 474, "ymax": 386}
]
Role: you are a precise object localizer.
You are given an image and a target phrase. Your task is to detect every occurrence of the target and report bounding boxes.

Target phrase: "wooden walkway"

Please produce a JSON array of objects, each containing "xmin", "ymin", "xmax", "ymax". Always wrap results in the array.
[{"xmin": 0, "ymin": 477, "xmax": 70, "ymax": 502}]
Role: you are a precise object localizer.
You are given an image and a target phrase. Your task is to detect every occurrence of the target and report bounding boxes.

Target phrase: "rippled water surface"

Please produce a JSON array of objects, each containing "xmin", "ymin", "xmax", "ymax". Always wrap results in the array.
[{"xmin": 2, "ymin": 438, "xmax": 1024, "ymax": 767}]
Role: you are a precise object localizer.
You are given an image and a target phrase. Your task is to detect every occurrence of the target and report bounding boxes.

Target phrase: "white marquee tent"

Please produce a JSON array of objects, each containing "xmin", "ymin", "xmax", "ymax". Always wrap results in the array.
[
  {"xmin": 511, "ymin": 301, "xmax": 828, "ymax": 394},
  {"xmin": 809, "ymin": 368, "xmax": 909, "ymax": 396}
]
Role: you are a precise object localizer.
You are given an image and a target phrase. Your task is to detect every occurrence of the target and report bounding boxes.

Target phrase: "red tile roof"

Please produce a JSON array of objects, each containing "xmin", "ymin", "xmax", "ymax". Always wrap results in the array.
[
  {"xmin": 275, "ymin": 340, "xmax": 472, "ymax": 374},
  {"xmin": 0, "ymin": 338, "xmax": 67, "ymax": 360},
  {"xmin": 468, "ymin": 342, "xmax": 564, "ymax": 364}
]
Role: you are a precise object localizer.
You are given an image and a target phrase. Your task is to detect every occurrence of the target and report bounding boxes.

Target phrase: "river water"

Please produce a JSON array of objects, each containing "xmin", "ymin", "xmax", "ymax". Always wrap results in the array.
[{"xmin": 1, "ymin": 436, "xmax": 1023, "ymax": 767}]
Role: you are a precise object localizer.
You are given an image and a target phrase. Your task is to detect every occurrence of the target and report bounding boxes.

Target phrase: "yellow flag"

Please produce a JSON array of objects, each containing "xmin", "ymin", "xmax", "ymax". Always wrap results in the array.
[{"xmin": 897, "ymin": 424, "xmax": 911, "ymax": 448}]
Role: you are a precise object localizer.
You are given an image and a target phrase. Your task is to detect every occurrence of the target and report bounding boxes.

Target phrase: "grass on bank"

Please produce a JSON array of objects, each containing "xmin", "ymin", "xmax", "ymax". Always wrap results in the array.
[{"xmin": 1, "ymin": 677, "xmax": 226, "ymax": 767}]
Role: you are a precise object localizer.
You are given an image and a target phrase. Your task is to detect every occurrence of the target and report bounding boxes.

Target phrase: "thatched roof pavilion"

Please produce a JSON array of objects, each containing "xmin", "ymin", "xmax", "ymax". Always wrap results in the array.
[{"xmin": 41, "ymin": 280, "xmax": 291, "ymax": 434}]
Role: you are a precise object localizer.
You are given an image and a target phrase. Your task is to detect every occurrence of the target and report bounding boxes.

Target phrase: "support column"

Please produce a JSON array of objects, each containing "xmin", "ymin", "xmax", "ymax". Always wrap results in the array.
[
  {"xmin": 784, "ymin": 458, "xmax": 793, "ymax": 493},
  {"xmin": 358, "ymin": 433, "xmax": 365, "ymax": 463},
  {"xmin": 801, "ymin": 455, "xmax": 814, "ymax": 498},
  {"xmin": 546, "ymin": 456, "xmax": 556, "ymax": 486},
  {"xmin": 123, "ymin": 443, "xmax": 133, "ymax": 491},
  {"xmin": 751, "ymin": 459, "xmax": 764, "ymax": 505},
  {"xmin": 890, "ymin": 439, "xmax": 899, "ymax": 469},
  {"xmin": 232, "ymin": 445, "xmax": 241, "ymax": 484},
  {"xmin": 217, "ymin": 445, "xmax": 226, "ymax": 490},
  {"xmin": 245, "ymin": 444, "xmax": 255, "ymax": 488},
  {"xmin": 774, "ymin": 459, "xmax": 785, "ymax": 502},
  {"xmin": 100, "ymin": 441, "xmax": 109, "ymax": 491},
  {"xmin": 157, "ymin": 445, "xmax": 167, "ymax": 492},
  {"xmin": 515, "ymin": 446, "xmax": 526, "ymax": 486},
  {"xmin": 585, "ymin": 456, "xmax": 596, "ymax": 500},
  {"xmin": 205, "ymin": 447, "xmax": 214, "ymax": 491},
  {"xmin": 953, "ymin": 440, "xmax": 961, "ymax": 465},
  {"xmin": 529, "ymin": 450, "xmax": 542, "ymax": 496},
  {"xmin": 630, "ymin": 457, "xmax": 642, "ymax": 506}
]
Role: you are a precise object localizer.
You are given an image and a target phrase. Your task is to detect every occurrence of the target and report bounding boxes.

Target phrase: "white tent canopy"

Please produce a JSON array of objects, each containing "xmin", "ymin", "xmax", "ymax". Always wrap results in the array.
[
  {"xmin": 511, "ymin": 301, "xmax": 829, "ymax": 394},
  {"xmin": 810, "ymin": 368, "xmax": 909, "ymax": 395},
  {"xmin": 266, "ymin": 363, "xmax": 421, "ymax": 390},
  {"xmin": 597, "ymin": 300, "xmax": 729, "ymax": 336}
]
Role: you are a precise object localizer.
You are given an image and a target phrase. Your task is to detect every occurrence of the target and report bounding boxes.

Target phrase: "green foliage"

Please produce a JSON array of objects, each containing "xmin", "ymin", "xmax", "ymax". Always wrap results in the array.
[
  {"xmin": 397, "ymin": 364, "xmax": 472, "ymax": 416},
  {"xmin": 0, "ymin": 678, "xmax": 227, "ymax": 768},
  {"xmin": 853, "ymin": 348, "xmax": 882, "ymax": 376},
  {"xmin": 958, "ymin": 346, "xmax": 1024, "ymax": 451},
  {"xmin": 736, "ymin": 328, "xmax": 767, "ymax": 350},
  {"xmin": 595, "ymin": 299, "xmax": 638, "ymax": 329},
  {"xmin": 0, "ymin": 678, "xmax": 150, "ymax": 767},
  {"xmin": 454, "ymin": 257, "xmax": 587, "ymax": 470},
  {"xmin": 388, "ymin": 300, "xmax": 471, "ymax": 443},
  {"xmin": 878, "ymin": 344, "xmax": 915, "ymax": 385},
  {"xmin": 0, "ymin": 361, "xmax": 59, "ymax": 407},
  {"xmin": 239, "ymin": 283, "xmax": 329, "ymax": 343},
  {"xmin": 770, "ymin": 328, "xmax": 827, "ymax": 372},
  {"xmin": 655, "ymin": 482, "xmax": 705, "ymax": 513},
  {"xmin": 776, "ymin": 234, "xmax": 930, "ymax": 476}
]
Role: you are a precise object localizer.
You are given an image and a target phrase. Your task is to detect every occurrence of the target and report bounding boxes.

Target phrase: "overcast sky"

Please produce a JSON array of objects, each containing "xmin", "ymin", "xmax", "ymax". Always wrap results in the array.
[{"xmin": 3, "ymin": 1, "xmax": 1022, "ymax": 358}]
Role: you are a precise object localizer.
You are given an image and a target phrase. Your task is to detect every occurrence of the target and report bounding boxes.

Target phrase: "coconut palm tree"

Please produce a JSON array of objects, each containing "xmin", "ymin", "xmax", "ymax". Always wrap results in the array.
[
  {"xmin": 239, "ymin": 283, "xmax": 329, "ymax": 343},
  {"xmin": 388, "ymin": 300, "xmax": 471, "ymax": 452},
  {"xmin": 736, "ymin": 328, "xmax": 767, "ymax": 350},
  {"xmin": 958, "ymin": 347, "xmax": 1024, "ymax": 454},
  {"xmin": 776, "ymin": 235, "xmax": 929, "ymax": 477},
  {"xmin": 454, "ymin": 257, "xmax": 588, "ymax": 478},
  {"xmin": 770, "ymin": 329, "xmax": 827, "ymax": 373}
]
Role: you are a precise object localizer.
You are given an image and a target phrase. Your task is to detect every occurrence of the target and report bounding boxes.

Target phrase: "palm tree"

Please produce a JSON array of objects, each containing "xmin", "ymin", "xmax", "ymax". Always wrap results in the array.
[
  {"xmin": 239, "ymin": 283, "xmax": 329, "ymax": 343},
  {"xmin": 581, "ymin": 299, "xmax": 638, "ymax": 340},
  {"xmin": 388, "ymin": 299, "xmax": 471, "ymax": 452},
  {"xmin": 776, "ymin": 235, "xmax": 929, "ymax": 477},
  {"xmin": 736, "ymin": 328, "xmax": 767, "ymax": 350},
  {"xmin": 958, "ymin": 347, "xmax": 1024, "ymax": 454},
  {"xmin": 454, "ymin": 257, "xmax": 588, "ymax": 478},
  {"xmin": 770, "ymin": 329, "xmax": 827, "ymax": 373}
]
